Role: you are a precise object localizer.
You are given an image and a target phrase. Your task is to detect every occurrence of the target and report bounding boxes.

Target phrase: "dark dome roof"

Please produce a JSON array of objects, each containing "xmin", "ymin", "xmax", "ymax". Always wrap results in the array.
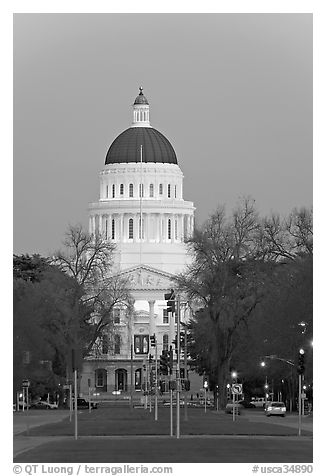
[
  {"xmin": 134, "ymin": 90, "xmax": 149, "ymax": 105},
  {"xmin": 105, "ymin": 127, "xmax": 178, "ymax": 165}
]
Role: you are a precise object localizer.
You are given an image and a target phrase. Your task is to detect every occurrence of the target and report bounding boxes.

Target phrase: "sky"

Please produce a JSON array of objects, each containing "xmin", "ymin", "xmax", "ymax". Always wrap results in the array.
[{"xmin": 13, "ymin": 13, "xmax": 312, "ymax": 257}]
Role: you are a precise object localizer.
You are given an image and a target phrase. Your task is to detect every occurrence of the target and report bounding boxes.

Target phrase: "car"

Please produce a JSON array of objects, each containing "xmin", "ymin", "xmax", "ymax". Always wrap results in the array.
[
  {"xmin": 238, "ymin": 399, "xmax": 256, "ymax": 409},
  {"xmin": 225, "ymin": 401, "xmax": 242, "ymax": 415},
  {"xmin": 30, "ymin": 400, "xmax": 58, "ymax": 410},
  {"xmin": 73, "ymin": 398, "xmax": 98, "ymax": 409},
  {"xmin": 265, "ymin": 401, "xmax": 286, "ymax": 417},
  {"xmin": 250, "ymin": 397, "xmax": 266, "ymax": 408}
]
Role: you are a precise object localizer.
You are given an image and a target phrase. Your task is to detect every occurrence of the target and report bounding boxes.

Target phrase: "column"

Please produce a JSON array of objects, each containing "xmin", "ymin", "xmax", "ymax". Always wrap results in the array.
[
  {"xmin": 108, "ymin": 214, "xmax": 111, "ymax": 240},
  {"xmin": 93, "ymin": 216, "xmax": 96, "ymax": 235},
  {"xmin": 89, "ymin": 216, "xmax": 92, "ymax": 235},
  {"xmin": 162, "ymin": 214, "xmax": 166, "ymax": 242},
  {"xmin": 171, "ymin": 214, "xmax": 175, "ymax": 243},
  {"xmin": 120, "ymin": 214, "xmax": 124, "ymax": 242},
  {"xmin": 148, "ymin": 300, "xmax": 156, "ymax": 336},
  {"xmin": 99, "ymin": 215, "xmax": 103, "ymax": 235},
  {"xmin": 133, "ymin": 213, "xmax": 137, "ymax": 242},
  {"xmin": 159, "ymin": 214, "xmax": 163, "ymax": 243},
  {"xmin": 145, "ymin": 213, "xmax": 150, "ymax": 242},
  {"xmin": 156, "ymin": 214, "xmax": 160, "ymax": 242}
]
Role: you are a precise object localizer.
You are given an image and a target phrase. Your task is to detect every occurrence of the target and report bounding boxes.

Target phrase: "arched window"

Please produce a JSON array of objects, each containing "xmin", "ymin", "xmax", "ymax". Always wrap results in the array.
[
  {"xmin": 111, "ymin": 219, "xmax": 115, "ymax": 240},
  {"xmin": 120, "ymin": 184, "xmax": 124, "ymax": 196},
  {"xmin": 129, "ymin": 183, "xmax": 134, "ymax": 197},
  {"xmin": 149, "ymin": 183, "xmax": 154, "ymax": 197},
  {"xmin": 113, "ymin": 308, "xmax": 121, "ymax": 324},
  {"xmin": 129, "ymin": 218, "xmax": 133, "ymax": 239},
  {"xmin": 105, "ymin": 219, "xmax": 108, "ymax": 240},
  {"xmin": 163, "ymin": 334, "xmax": 169, "ymax": 352},
  {"xmin": 106, "ymin": 185, "xmax": 109, "ymax": 198},
  {"xmin": 139, "ymin": 183, "xmax": 144, "ymax": 197},
  {"xmin": 167, "ymin": 184, "xmax": 171, "ymax": 198},
  {"xmin": 174, "ymin": 185, "xmax": 177, "ymax": 198},
  {"xmin": 114, "ymin": 334, "xmax": 121, "ymax": 354},
  {"xmin": 159, "ymin": 184, "xmax": 163, "ymax": 195},
  {"xmin": 112, "ymin": 184, "xmax": 115, "ymax": 198},
  {"xmin": 168, "ymin": 219, "xmax": 171, "ymax": 239},
  {"xmin": 175, "ymin": 219, "xmax": 178, "ymax": 240},
  {"xmin": 95, "ymin": 368, "xmax": 107, "ymax": 389},
  {"xmin": 135, "ymin": 368, "xmax": 142, "ymax": 390}
]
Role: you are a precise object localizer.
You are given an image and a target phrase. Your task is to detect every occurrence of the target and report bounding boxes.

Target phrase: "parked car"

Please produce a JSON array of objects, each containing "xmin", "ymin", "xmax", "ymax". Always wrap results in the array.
[
  {"xmin": 250, "ymin": 397, "xmax": 266, "ymax": 408},
  {"xmin": 225, "ymin": 401, "xmax": 242, "ymax": 415},
  {"xmin": 238, "ymin": 399, "xmax": 255, "ymax": 409},
  {"xmin": 73, "ymin": 398, "xmax": 98, "ymax": 409},
  {"xmin": 265, "ymin": 401, "xmax": 286, "ymax": 417},
  {"xmin": 31, "ymin": 400, "xmax": 58, "ymax": 410}
]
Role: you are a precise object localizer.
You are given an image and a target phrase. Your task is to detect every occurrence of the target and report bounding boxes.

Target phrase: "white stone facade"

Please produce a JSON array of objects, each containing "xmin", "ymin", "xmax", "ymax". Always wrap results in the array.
[
  {"xmin": 88, "ymin": 161, "xmax": 194, "ymax": 273},
  {"xmin": 80, "ymin": 89, "xmax": 202, "ymax": 399}
]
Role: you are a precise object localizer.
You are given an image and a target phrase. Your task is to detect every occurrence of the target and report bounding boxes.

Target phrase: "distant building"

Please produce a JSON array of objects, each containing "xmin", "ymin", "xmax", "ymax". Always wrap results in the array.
[{"xmin": 80, "ymin": 88, "xmax": 202, "ymax": 398}]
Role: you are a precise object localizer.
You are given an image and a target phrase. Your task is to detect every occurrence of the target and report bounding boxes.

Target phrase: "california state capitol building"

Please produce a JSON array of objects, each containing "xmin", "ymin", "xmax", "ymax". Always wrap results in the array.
[{"xmin": 80, "ymin": 88, "xmax": 202, "ymax": 399}]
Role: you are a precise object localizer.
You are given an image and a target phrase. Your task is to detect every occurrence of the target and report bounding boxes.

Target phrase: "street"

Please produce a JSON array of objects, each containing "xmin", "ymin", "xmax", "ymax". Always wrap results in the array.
[{"xmin": 13, "ymin": 405, "xmax": 313, "ymax": 463}]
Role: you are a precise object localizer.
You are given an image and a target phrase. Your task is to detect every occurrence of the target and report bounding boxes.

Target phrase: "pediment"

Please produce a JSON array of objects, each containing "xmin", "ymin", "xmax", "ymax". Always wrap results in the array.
[{"xmin": 118, "ymin": 265, "xmax": 176, "ymax": 291}]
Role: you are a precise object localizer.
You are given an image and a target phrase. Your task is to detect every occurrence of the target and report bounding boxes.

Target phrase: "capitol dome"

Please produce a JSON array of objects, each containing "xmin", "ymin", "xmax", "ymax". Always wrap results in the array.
[
  {"xmin": 105, "ymin": 87, "xmax": 178, "ymax": 165},
  {"xmin": 105, "ymin": 127, "xmax": 178, "ymax": 165}
]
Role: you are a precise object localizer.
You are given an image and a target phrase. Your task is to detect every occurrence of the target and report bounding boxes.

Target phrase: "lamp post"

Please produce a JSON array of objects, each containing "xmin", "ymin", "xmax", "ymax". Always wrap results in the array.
[
  {"xmin": 260, "ymin": 356, "xmax": 294, "ymax": 410},
  {"xmin": 264, "ymin": 377, "xmax": 269, "ymax": 409},
  {"xmin": 231, "ymin": 371, "xmax": 238, "ymax": 422},
  {"xmin": 298, "ymin": 348, "xmax": 305, "ymax": 436}
]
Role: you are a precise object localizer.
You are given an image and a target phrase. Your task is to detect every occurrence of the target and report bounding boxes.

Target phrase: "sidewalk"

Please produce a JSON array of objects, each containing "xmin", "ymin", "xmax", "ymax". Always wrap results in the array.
[
  {"xmin": 13, "ymin": 410, "xmax": 71, "ymax": 457},
  {"xmin": 13, "ymin": 409, "xmax": 70, "ymax": 435}
]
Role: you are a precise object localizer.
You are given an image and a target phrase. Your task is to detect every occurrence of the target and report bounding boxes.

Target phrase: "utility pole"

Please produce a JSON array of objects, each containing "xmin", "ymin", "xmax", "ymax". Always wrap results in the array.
[
  {"xmin": 72, "ymin": 348, "xmax": 78, "ymax": 440},
  {"xmin": 154, "ymin": 337, "xmax": 158, "ymax": 421},
  {"xmin": 176, "ymin": 295, "xmax": 181, "ymax": 439},
  {"xmin": 130, "ymin": 344, "xmax": 134, "ymax": 411},
  {"xmin": 169, "ymin": 345, "xmax": 173, "ymax": 437},
  {"xmin": 184, "ymin": 324, "xmax": 188, "ymax": 421}
]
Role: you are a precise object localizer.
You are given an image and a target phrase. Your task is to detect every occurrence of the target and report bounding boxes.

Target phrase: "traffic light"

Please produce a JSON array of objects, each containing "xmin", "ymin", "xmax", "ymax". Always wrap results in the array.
[
  {"xmin": 164, "ymin": 289, "xmax": 175, "ymax": 314},
  {"xmin": 184, "ymin": 379, "xmax": 190, "ymax": 391},
  {"xmin": 149, "ymin": 353, "xmax": 153, "ymax": 364},
  {"xmin": 180, "ymin": 331, "xmax": 185, "ymax": 350},
  {"xmin": 203, "ymin": 376, "xmax": 209, "ymax": 390},
  {"xmin": 168, "ymin": 346, "xmax": 174, "ymax": 373},
  {"xmin": 150, "ymin": 334, "xmax": 156, "ymax": 347},
  {"xmin": 298, "ymin": 349, "xmax": 305, "ymax": 375},
  {"xmin": 159, "ymin": 350, "xmax": 169, "ymax": 375},
  {"xmin": 172, "ymin": 338, "xmax": 178, "ymax": 355}
]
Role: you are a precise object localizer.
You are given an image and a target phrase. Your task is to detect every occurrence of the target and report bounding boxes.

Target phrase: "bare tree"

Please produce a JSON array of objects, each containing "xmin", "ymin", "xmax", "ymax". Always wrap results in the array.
[
  {"xmin": 261, "ymin": 207, "xmax": 313, "ymax": 261},
  {"xmin": 177, "ymin": 200, "xmax": 312, "ymax": 407},
  {"xmin": 53, "ymin": 224, "xmax": 115, "ymax": 289},
  {"xmin": 52, "ymin": 224, "xmax": 132, "ymax": 361},
  {"xmin": 177, "ymin": 198, "xmax": 266, "ymax": 407}
]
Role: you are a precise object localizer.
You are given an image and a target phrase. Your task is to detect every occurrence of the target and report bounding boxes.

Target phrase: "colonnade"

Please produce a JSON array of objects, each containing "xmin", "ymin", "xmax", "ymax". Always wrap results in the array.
[{"xmin": 89, "ymin": 212, "xmax": 194, "ymax": 242}]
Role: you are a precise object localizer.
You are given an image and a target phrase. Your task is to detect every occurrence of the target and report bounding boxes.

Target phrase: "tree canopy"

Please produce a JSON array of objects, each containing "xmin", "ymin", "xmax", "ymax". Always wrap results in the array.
[{"xmin": 177, "ymin": 199, "xmax": 312, "ymax": 407}]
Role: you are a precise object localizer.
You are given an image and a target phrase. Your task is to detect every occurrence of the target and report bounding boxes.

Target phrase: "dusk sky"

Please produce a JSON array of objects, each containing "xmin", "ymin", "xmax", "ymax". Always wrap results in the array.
[{"xmin": 13, "ymin": 13, "xmax": 312, "ymax": 257}]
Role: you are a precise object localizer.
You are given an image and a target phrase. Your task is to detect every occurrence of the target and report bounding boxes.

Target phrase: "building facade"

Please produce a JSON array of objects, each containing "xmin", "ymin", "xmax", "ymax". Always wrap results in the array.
[{"xmin": 80, "ymin": 88, "xmax": 201, "ymax": 398}]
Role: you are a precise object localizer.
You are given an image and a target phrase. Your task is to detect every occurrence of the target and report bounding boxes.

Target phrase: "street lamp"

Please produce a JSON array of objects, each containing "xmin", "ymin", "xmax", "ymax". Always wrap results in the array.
[
  {"xmin": 231, "ymin": 371, "xmax": 237, "ymax": 380},
  {"xmin": 264, "ymin": 378, "xmax": 269, "ymax": 408}
]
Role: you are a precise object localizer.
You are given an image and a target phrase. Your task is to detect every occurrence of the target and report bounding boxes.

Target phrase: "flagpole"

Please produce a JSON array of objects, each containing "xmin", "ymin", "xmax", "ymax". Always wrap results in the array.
[{"xmin": 140, "ymin": 144, "xmax": 143, "ymax": 265}]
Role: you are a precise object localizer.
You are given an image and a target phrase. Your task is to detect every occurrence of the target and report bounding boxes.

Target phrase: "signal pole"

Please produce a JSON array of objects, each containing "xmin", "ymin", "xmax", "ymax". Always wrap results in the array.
[
  {"xmin": 298, "ymin": 348, "xmax": 305, "ymax": 436},
  {"xmin": 184, "ymin": 324, "xmax": 188, "ymax": 421},
  {"xmin": 169, "ymin": 345, "xmax": 173, "ymax": 437},
  {"xmin": 176, "ymin": 296, "xmax": 181, "ymax": 439},
  {"xmin": 155, "ymin": 337, "xmax": 158, "ymax": 421}
]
